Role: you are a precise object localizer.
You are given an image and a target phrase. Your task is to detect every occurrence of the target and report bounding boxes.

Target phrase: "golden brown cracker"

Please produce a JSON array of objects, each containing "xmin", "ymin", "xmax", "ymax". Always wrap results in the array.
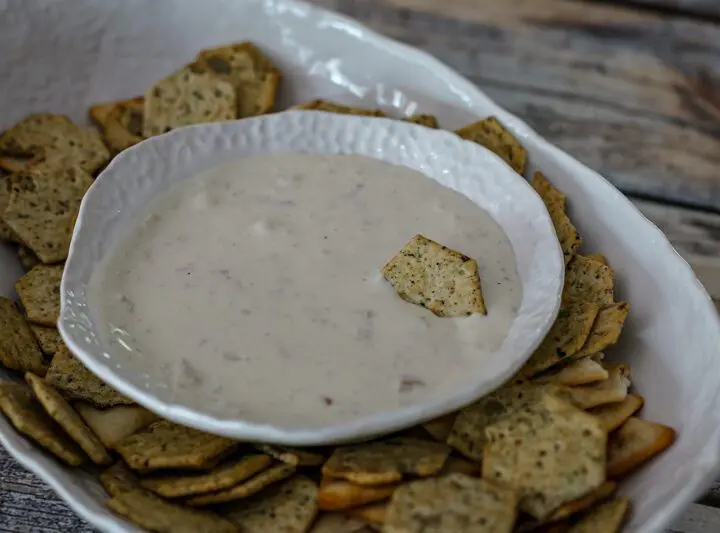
[
  {"xmin": 551, "ymin": 208, "xmax": 582, "ymax": 266},
  {"xmin": 586, "ymin": 254, "xmax": 608, "ymax": 266},
  {"xmin": 309, "ymin": 514, "xmax": 375, "ymax": 533},
  {"xmin": 100, "ymin": 461, "xmax": 141, "ymax": 497},
  {"xmin": 563, "ymin": 255, "xmax": 614, "ymax": 307},
  {"xmin": 607, "ymin": 417, "xmax": 675, "ymax": 479},
  {"xmin": 75, "ymin": 402, "xmax": 159, "ymax": 449},
  {"xmin": 532, "ymin": 172, "xmax": 566, "ymax": 211},
  {"xmin": 567, "ymin": 497, "xmax": 629, "ymax": 533},
  {"xmin": 421, "ymin": 412, "xmax": 458, "ymax": 442},
  {"xmin": 90, "ymin": 97, "xmax": 145, "ymax": 153},
  {"xmin": 348, "ymin": 502, "xmax": 388, "ymax": 526},
  {"xmin": 0, "ymin": 175, "xmax": 17, "ymax": 241},
  {"xmin": 405, "ymin": 114, "xmax": 438, "ymax": 128},
  {"xmin": 574, "ymin": 303, "xmax": 630, "ymax": 358},
  {"xmin": 15, "ymin": 264, "xmax": 62, "ymax": 326},
  {"xmin": 318, "ymin": 478, "xmax": 399, "ymax": 511},
  {"xmin": 255, "ymin": 444, "xmax": 325, "ymax": 466},
  {"xmin": 588, "ymin": 394, "xmax": 644, "ymax": 433},
  {"xmin": 533, "ymin": 357, "xmax": 608, "ymax": 387},
  {"xmin": 0, "ymin": 296, "xmax": 47, "ymax": 376},
  {"xmin": 455, "ymin": 116, "xmax": 527, "ymax": 175},
  {"xmin": 186, "ymin": 463, "xmax": 296, "ymax": 506},
  {"xmin": 562, "ymin": 365, "xmax": 630, "ymax": 410}
]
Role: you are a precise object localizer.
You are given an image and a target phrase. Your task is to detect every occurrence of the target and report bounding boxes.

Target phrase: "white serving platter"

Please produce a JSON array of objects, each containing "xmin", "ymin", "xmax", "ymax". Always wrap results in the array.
[{"xmin": 1, "ymin": 1, "xmax": 719, "ymax": 532}]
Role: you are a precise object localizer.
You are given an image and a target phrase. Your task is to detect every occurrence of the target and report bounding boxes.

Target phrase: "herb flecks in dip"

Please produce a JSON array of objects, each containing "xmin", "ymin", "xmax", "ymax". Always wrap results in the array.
[{"xmin": 89, "ymin": 154, "xmax": 521, "ymax": 428}]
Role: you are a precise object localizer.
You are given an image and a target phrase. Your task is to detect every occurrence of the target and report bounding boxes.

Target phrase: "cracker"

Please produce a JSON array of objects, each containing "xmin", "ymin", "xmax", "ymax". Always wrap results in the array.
[
  {"xmin": 90, "ymin": 97, "xmax": 145, "ymax": 153},
  {"xmin": 45, "ymin": 346, "xmax": 134, "ymax": 407},
  {"xmin": 115, "ymin": 419, "xmax": 238, "ymax": 472},
  {"xmin": 4, "ymin": 159, "xmax": 93, "ymax": 263},
  {"xmin": 455, "ymin": 116, "xmax": 527, "ymax": 175},
  {"xmin": 255, "ymin": 444, "xmax": 325, "ymax": 466},
  {"xmin": 586, "ymin": 254, "xmax": 608, "ymax": 266},
  {"xmin": 607, "ymin": 417, "xmax": 675, "ymax": 478},
  {"xmin": 563, "ymin": 256, "xmax": 614, "ymax": 307},
  {"xmin": 142, "ymin": 454, "xmax": 272, "ymax": 498},
  {"xmin": 322, "ymin": 438, "xmax": 450, "ymax": 486},
  {"xmin": 588, "ymin": 394, "xmax": 644, "ymax": 433},
  {"xmin": 143, "ymin": 68, "xmax": 237, "ymax": 137},
  {"xmin": 406, "ymin": 114, "xmax": 438, "ymax": 128},
  {"xmin": 193, "ymin": 41, "xmax": 281, "ymax": 117},
  {"xmin": 18, "ymin": 245, "xmax": 40, "ymax": 271},
  {"xmin": 318, "ymin": 478, "xmax": 399, "ymax": 511},
  {"xmin": 574, "ymin": 303, "xmax": 630, "ymax": 358},
  {"xmin": 100, "ymin": 461, "xmax": 142, "ymax": 497},
  {"xmin": 520, "ymin": 300, "xmax": 600, "ymax": 377},
  {"xmin": 0, "ymin": 296, "xmax": 47, "ymax": 375},
  {"xmin": 421, "ymin": 412, "xmax": 458, "ymax": 442},
  {"xmin": 348, "ymin": 502, "xmax": 388, "ymax": 526},
  {"xmin": 0, "ymin": 382, "xmax": 84, "ymax": 465},
  {"xmin": 0, "ymin": 176, "xmax": 17, "ymax": 241},
  {"xmin": 384, "ymin": 474, "xmax": 518, "ymax": 533},
  {"xmin": 75, "ymin": 402, "xmax": 159, "ymax": 448},
  {"xmin": 309, "ymin": 514, "xmax": 375, "ymax": 533},
  {"xmin": 29, "ymin": 325, "xmax": 63, "ymax": 357},
  {"xmin": 291, "ymin": 100, "xmax": 385, "ymax": 117},
  {"xmin": 441, "ymin": 456, "xmax": 482, "ymax": 477},
  {"xmin": 563, "ymin": 364, "xmax": 630, "ymax": 410},
  {"xmin": 532, "ymin": 172, "xmax": 566, "ymax": 211},
  {"xmin": 550, "ymin": 208, "xmax": 582, "ymax": 266},
  {"xmin": 107, "ymin": 488, "xmax": 237, "ymax": 533},
  {"xmin": 0, "ymin": 113, "xmax": 109, "ymax": 175},
  {"xmin": 483, "ymin": 393, "xmax": 607, "ymax": 520},
  {"xmin": 15, "ymin": 264, "xmax": 62, "ymax": 326},
  {"xmin": 186, "ymin": 463, "xmax": 296, "ymax": 506},
  {"xmin": 533, "ymin": 357, "xmax": 608, "ymax": 387},
  {"xmin": 382, "ymin": 234, "xmax": 486, "ymax": 317},
  {"xmin": 25, "ymin": 372, "xmax": 111, "ymax": 464},
  {"xmin": 221, "ymin": 475, "xmax": 318, "ymax": 533},
  {"xmin": 567, "ymin": 498, "xmax": 629, "ymax": 533}
]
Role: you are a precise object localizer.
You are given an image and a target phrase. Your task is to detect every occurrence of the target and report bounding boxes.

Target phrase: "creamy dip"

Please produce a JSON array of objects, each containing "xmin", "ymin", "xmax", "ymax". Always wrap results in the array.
[{"xmin": 89, "ymin": 154, "xmax": 522, "ymax": 428}]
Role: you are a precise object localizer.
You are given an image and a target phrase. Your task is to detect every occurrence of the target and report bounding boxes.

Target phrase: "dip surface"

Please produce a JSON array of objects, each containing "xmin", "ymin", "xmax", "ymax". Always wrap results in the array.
[{"xmin": 89, "ymin": 154, "xmax": 522, "ymax": 428}]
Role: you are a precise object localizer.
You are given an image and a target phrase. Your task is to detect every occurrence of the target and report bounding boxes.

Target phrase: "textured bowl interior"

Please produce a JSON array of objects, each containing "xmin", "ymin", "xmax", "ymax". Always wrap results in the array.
[
  {"xmin": 59, "ymin": 111, "xmax": 564, "ymax": 444},
  {"xmin": 1, "ymin": 1, "xmax": 719, "ymax": 532}
]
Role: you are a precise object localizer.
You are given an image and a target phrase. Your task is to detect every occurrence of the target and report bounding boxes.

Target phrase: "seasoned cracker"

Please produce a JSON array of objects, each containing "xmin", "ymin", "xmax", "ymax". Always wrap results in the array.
[
  {"xmin": 322, "ymin": 438, "xmax": 450, "ymax": 486},
  {"xmin": 550, "ymin": 207, "xmax": 582, "ymax": 265},
  {"xmin": 100, "ymin": 461, "xmax": 141, "ymax": 497},
  {"xmin": 318, "ymin": 478, "xmax": 398, "ymax": 511},
  {"xmin": 25, "ymin": 372, "xmax": 111, "ymax": 464},
  {"xmin": 563, "ymin": 255, "xmax": 614, "ymax": 307},
  {"xmin": 456, "ymin": 116, "xmax": 527, "ymax": 174},
  {"xmin": 29, "ymin": 324, "xmax": 63, "ymax": 357},
  {"xmin": 115, "ymin": 419, "xmax": 238, "ymax": 473},
  {"xmin": 532, "ymin": 172, "xmax": 566, "ymax": 211},
  {"xmin": 107, "ymin": 487, "xmax": 237, "ymax": 533},
  {"xmin": 0, "ymin": 382, "xmax": 84, "ymax": 465},
  {"xmin": 520, "ymin": 300, "xmax": 600, "ymax": 377},
  {"xmin": 292, "ymin": 100, "xmax": 385, "ymax": 117},
  {"xmin": 382, "ymin": 234, "xmax": 486, "ymax": 317},
  {"xmin": 75, "ymin": 402, "xmax": 159, "ymax": 448},
  {"xmin": 193, "ymin": 41, "xmax": 281, "ymax": 117},
  {"xmin": 186, "ymin": 463, "xmax": 296, "ymax": 506},
  {"xmin": 406, "ymin": 114, "xmax": 438, "ymax": 128},
  {"xmin": 90, "ymin": 97, "xmax": 145, "ymax": 153},
  {"xmin": 567, "ymin": 497, "xmax": 629, "ymax": 533},
  {"xmin": 221, "ymin": 476, "xmax": 318, "ymax": 533},
  {"xmin": 574, "ymin": 303, "xmax": 630, "ymax": 358},
  {"xmin": 482, "ymin": 393, "xmax": 607, "ymax": 520},
  {"xmin": 348, "ymin": 502, "xmax": 388, "ymax": 525},
  {"xmin": 15, "ymin": 264, "xmax": 62, "ymax": 326},
  {"xmin": 533, "ymin": 357, "xmax": 608, "ymax": 387},
  {"xmin": 0, "ymin": 113, "xmax": 109, "ymax": 174},
  {"xmin": 255, "ymin": 444, "xmax": 325, "ymax": 466},
  {"xmin": 421, "ymin": 412, "xmax": 458, "ymax": 442},
  {"xmin": 547, "ymin": 481, "xmax": 617, "ymax": 523},
  {"xmin": 45, "ymin": 346, "xmax": 134, "ymax": 407},
  {"xmin": 18, "ymin": 245, "xmax": 40, "ymax": 271},
  {"xmin": 586, "ymin": 253, "xmax": 608, "ymax": 266},
  {"xmin": 384, "ymin": 474, "xmax": 518, "ymax": 533},
  {"xmin": 143, "ymin": 68, "xmax": 237, "ymax": 137},
  {"xmin": 607, "ymin": 417, "xmax": 675, "ymax": 478},
  {"xmin": 589, "ymin": 394, "xmax": 644, "ymax": 433},
  {"xmin": 563, "ymin": 364, "xmax": 630, "ymax": 410},
  {"xmin": 4, "ymin": 159, "xmax": 93, "ymax": 263},
  {"xmin": 0, "ymin": 296, "xmax": 47, "ymax": 375},
  {"xmin": 0, "ymin": 175, "xmax": 17, "ymax": 241},
  {"xmin": 142, "ymin": 454, "xmax": 272, "ymax": 498}
]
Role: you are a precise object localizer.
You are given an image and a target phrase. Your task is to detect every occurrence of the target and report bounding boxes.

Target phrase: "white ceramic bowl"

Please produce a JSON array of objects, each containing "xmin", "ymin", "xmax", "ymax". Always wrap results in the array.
[
  {"xmin": 1, "ymin": 1, "xmax": 719, "ymax": 532},
  {"xmin": 59, "ymin": 110, "xmax": 564, "ymax": 445}
]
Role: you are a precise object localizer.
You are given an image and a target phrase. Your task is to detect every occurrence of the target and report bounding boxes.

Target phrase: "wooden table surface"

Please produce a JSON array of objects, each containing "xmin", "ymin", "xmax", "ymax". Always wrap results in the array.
[{"xmin": 1, "ymin": 0, "xmax": 720, "ymax": 531}]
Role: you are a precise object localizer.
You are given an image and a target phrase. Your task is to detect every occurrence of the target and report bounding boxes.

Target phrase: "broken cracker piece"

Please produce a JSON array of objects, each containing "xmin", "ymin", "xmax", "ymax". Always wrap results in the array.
[
  {"xmin": 318, "ymin": 478, "xmax": 399, "ymax": 511},
  {"xmin": 0, "ymin": 296, "xmax": 47, "ymax": 376},
  {"xmin": 589, "ymin": 394, "xmax": 644, "ymax": 433},
  {"xmin": 562, "ymin": 365, "xmax": 630, "ymax": 410},
  {"xmin": 186, "ymin": 463, "xmax": 296, "ymax": 506},
  {"xmin": 75, "ymin": 402, "xmax": 159, "ymax": 449},
  {"xmin": 89, "ymin": 96, "xmax": 145, "ymax": 153},
  {"xmin": 421, "ymin": 412, "xmax": 458, "ymax": 442},
  {"xmin": 563, "ymin": 255, "xmax": 614, "ymax": 307},
  {"xmin": 533, "ymin": 357, "xmax": 609, "ymax": 387},
  {"xmin": 456, "ymin": 116, "xmax": 527, "ymax": 175},
  {"xmin": 406, "ymin": 114, "xmax": 439, "ymax": 128},
  {"xmin": 15, "ymin": 264, "xmax": 63, "ymax": 326},
  {"xmin": 567, "ymin": 497, "xmax": 629, "ymax": 533},
  {"xmin": 348, "ymin": 502, "xmax": 388, "ymax": 526},
  {"xmin": 254, "ymin": 444, "xmax": 325, "ymax": 466},
  {"xmin": 607, "ymin": 417, "xmax": 675, "ymax": 478},
  {"xmin": 382, "ymin": 234, "xmax": 486, "ymax": 317},
  {"xmin": 574, "ymin": 302, "xmax": 630, "ymax": 359}
]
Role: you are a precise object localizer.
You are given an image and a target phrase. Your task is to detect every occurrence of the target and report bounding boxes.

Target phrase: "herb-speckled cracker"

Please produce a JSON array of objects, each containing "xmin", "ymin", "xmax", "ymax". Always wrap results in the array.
[
  {"xmin": 563, "ymin": 255, "xmax": 615, "ymax": 307},
  {"xmin": 45, "ymin": 346, "xmax": 134, "ymax": 407},
  {"xmin": 607, "ymin": 417, "xmax": 675, "ymax": 479},
  {"xmin": 291, "ymin": 99, "xmax": 385, "ymax": 117},
  {"xmin": 534, "ymin": 357, "xmax": 608, "ymax": 387},
  {"xmin": 100, "ymin": 461, "xmax": 141, "ymax": 497},
  {"xmin": 574, "ymin": 303, "xmax": 630, "ymax": 358},
  {"xmin": 382, "ymin": 234, "xmax": 486, "ymax": 317},
  {"xmin": 25, "ymin": 372, "xmax": 111, "ymax": 464},
  {"xmin": 115, "ymin": 419, "xmax": 238, "ymax": 472},
  {"xmin": 0, "ymin": 296, "xmax": 47, "ymax": 376},
  {"xmin": 482, "ymin": 393, "xmax": 607, "ymax": 520},
  {"xmin": 385, "ymin": 474, "xmax": 518, "ymax": 533},
  {"xmin": 455, "ymin": 116, "xmax": 527, "ymax": 175},
  {"xmin": 29, "ymin": 325, "xmax": 63, "ymax": 357},
  {"xmin": 186, "ymin": 463, "xmax": 296, "ymax": 506},
  {"xmin": 322, "ymin": 437, "xmax": 450, "ymax": 486},
  {"xmin": 0, "ymin": 175, "xmax": 17, "ymax": 241},
  {"xmin": 318, "ymin": 478, "xmax": 398, "ymax": 510},
  {"xmin": 551, "ymin": 207, "xmax": 582, "ymax": 266},
  {"xmin": 0, "ymin": 382, "xmax": 84, "ymax": 465},
  {"xmin": 221, "ymin": 476, "xmax": 318, "ymax": 533},
  {"xmin": 406, "ymin": 114, "xmax": 438, "ymax": 128},
  {"xmin": 532, "ymin": 172, "xmax": 566, "ymax": 211},
  {"xmin": 563, "ymin": 365, "xmax": 630, "ymax": 410},
  {"xmin": 255, "ymin": 444, "xmax": 325, "ymax": 466},
  {"xmin": 107, "ymin": 488, "xmax": 237, "ymax": 533},
  {"xmin": 90, "ymin": 97, "xmax": 145, "ymax": 153},
  {"xmin": 75, "ymin": 402, "xmax": 159, "ymax": 448},
  {"xmin": 143, "ymin": 68, "xmax": 237, "ymax": 137},
  {"xmin": 15, "ymin": 264, "xmax": 62, "ymax": 326},
  {"xmin": 193, "ymin": 41, "xmax": 281, "ymax": 118},
  {"xmin": 589, "ymin": 394, "xmax": 644, "ymax": 433},
  {"xmin": 0, "ymin": 113, "xmax": 109, "ymax": 174},
  {"xmin": 4, "ymin": 160, "xmax": 93, "ymax": 263},
  {"xmin": 142, "ymin": 454, "xmax": 272, "ymax": 498},
  {"xmin": 567, "ymin": 498, "xmax": 629, "ymax": 533}
]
